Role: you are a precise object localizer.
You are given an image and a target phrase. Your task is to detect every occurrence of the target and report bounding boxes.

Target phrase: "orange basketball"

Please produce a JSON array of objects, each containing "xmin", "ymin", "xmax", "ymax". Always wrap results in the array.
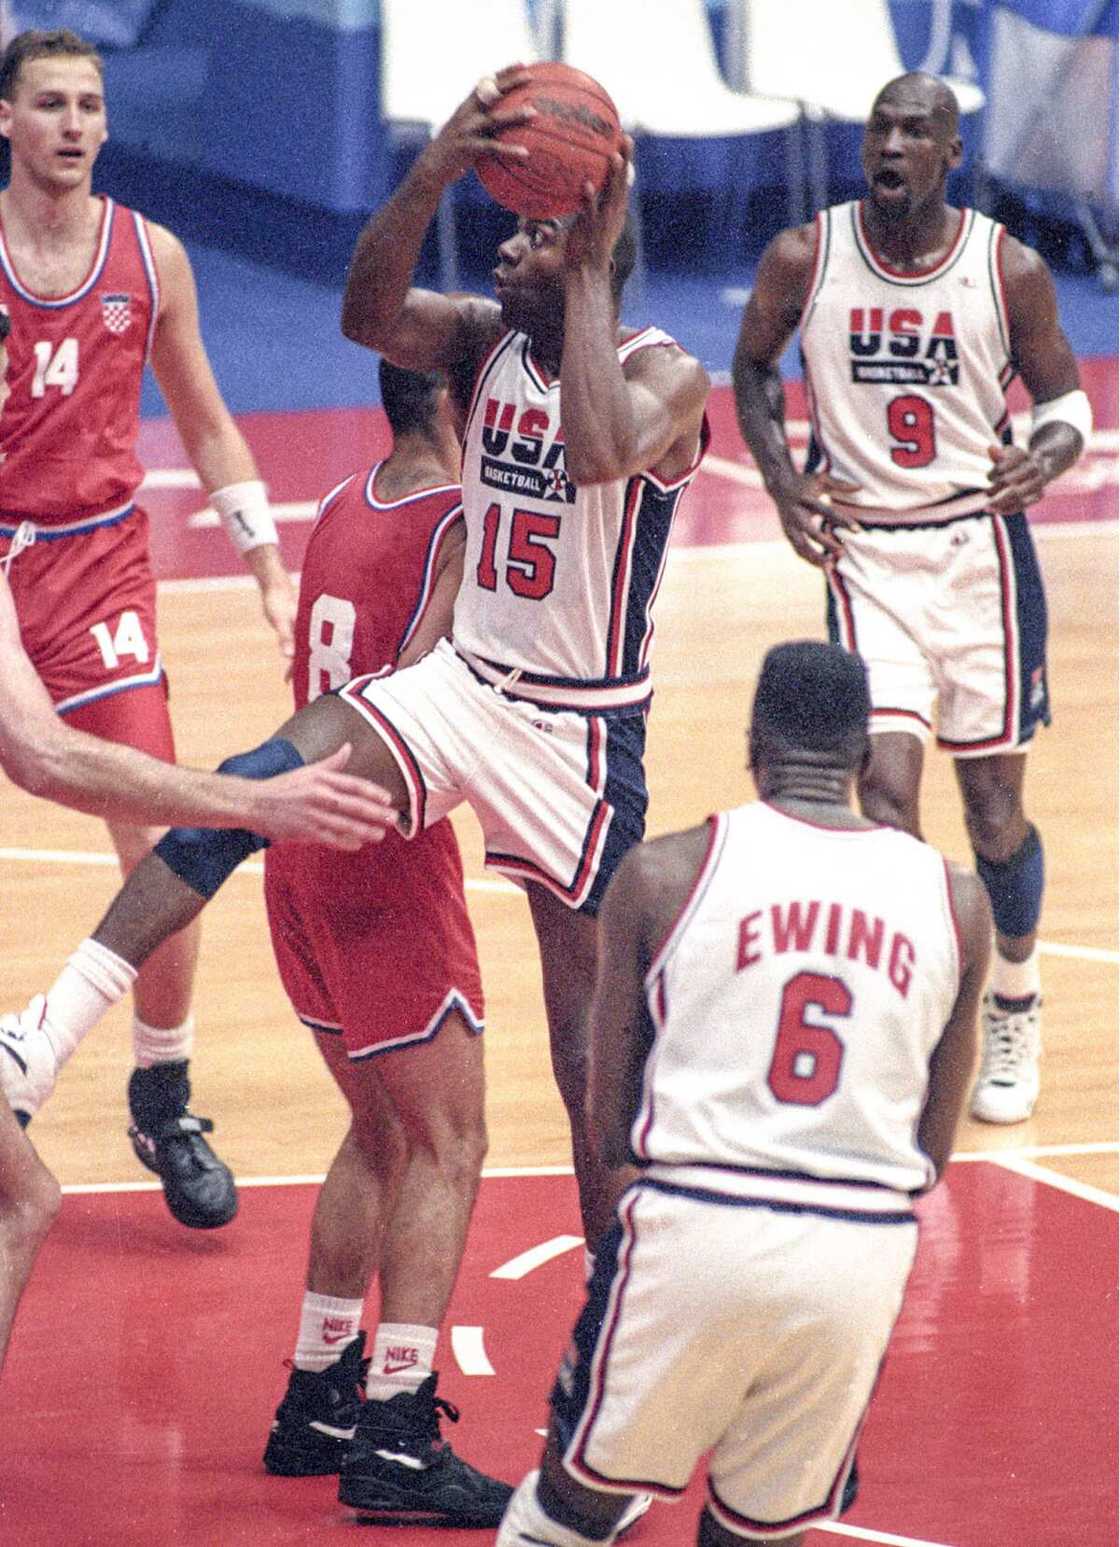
[{"xmin": 477, "ymin": 62, "xmax": 622, "ymax": 219}]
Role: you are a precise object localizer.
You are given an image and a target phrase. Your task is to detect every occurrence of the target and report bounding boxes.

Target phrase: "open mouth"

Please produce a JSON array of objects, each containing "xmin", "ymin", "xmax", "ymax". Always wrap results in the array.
[{"xmin": 874, "ymin": 170, "xmax": 905, "ymax": 191}]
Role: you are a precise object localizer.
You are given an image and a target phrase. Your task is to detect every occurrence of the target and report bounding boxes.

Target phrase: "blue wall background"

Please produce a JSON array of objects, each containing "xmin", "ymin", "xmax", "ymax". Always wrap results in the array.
[{"xmin": 6, "ymin": 0, "xmax": 1117, "ymax": 284}]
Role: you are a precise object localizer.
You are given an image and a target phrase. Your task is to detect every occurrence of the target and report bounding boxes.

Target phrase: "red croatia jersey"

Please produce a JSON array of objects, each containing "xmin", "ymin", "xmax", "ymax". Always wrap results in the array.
[
  {"xmin": 0, "ymin": 196, "xmax": 159, "ymax": 524},
  {"xmin": 294, "ymin": 462, "xmax": 463, "ymax": 708}
]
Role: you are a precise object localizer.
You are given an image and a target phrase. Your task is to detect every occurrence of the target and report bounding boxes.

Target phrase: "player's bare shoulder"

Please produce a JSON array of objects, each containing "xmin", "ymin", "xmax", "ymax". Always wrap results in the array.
[{"xmin": 603, "ymin": 821, "xmax": 715, "ymax": 960}]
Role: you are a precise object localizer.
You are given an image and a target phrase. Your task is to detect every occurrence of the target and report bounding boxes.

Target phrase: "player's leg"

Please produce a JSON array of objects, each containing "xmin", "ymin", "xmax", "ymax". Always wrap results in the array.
[
  {"xmin": 856, "ymin": 730, "xmax": 925, "ymax": 837},
  {"xmin": 697, "ymin": 1510, "xmax": 804, "ymax": 1546},
  {"xmin": 334, "ymin": 1020, "xmax": 511, "ymax": 1524},
  {"xmin": 0, "ymin": 1100, "xmax": 61, "ymax": 1373},
  {"xmin": 62, "ymin": 677, "xmax": 235, "ymax": 1227},
  {"xmin": 497, "ymin": 1433, "xmax": 637, "ymax": 1545},
  {"xmin": 526, "ymin": 883, "xmax": 631, "ymax": 1250},
  {"xmin": 0, "ymin": 694, "xmax": 406, "ymax": 1123},
  {"xmin": 955, "ymin": 751, "xmax": 1044, "ymax": 1123}
]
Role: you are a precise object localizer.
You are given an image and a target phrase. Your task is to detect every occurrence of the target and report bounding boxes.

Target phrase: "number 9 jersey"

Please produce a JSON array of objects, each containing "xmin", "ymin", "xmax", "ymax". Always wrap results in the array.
[
  {"xmin": 800, "ymin": 201, "xmax": 1013, "ymax": 525},
  {"xmin": 0, "ymin": 197, "xmax": 158, "ymax": 525}
]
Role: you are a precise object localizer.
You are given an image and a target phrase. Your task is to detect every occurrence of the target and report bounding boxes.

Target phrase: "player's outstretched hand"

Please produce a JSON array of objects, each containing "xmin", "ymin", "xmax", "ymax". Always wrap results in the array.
[
  {"xmin": 423, "ymin": 64, "xmax": 535, "ymax": 186},
  {"xmin": 246, "ymin": 744, "xmax": 397, "ymax": 849},
  {"xmin": 769, "ymin": 470, "xmax": 861, "ymax": 567},
  {"xmin": 986, "ymin": 443, "xmax": 1050, "ymax": 514}
]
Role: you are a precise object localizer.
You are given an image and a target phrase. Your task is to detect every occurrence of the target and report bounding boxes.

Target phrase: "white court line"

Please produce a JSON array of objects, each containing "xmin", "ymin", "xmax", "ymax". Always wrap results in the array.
[
  {"xmin": 450, "ymin": 1326, "xmax": 494, "ymax": 1376},
  {"xmin": 986, "ymin": 1154, "xmax": 1119, "ymax": 1212},
  {"xmin": 490, "ymin": 1235, "xmax": 584, "ymax": 1280},
  {"xmin": 810, "ymin": 1523, "xmax": 958, "ymax": 1547},
  {"xmin": 0, "ymin": 846, "xmax": 1112, "ymax": 962},
  {"xmin": 57, "ymin": 1144, "xmax": 1116, "ymax": 1198}
]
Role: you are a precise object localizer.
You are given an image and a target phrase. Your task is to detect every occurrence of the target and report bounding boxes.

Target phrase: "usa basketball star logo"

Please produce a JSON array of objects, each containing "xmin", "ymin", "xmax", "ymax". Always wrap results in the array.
[{"xmin": 100, "ymin": 293, "xmax": 133, "ymax": 335}]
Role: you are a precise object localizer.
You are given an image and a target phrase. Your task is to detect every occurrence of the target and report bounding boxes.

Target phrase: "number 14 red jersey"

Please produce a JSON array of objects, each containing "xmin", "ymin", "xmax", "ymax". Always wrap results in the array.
[{"xmin": 0, "ymin": 196, "xmax": 159, "ymax": 524}]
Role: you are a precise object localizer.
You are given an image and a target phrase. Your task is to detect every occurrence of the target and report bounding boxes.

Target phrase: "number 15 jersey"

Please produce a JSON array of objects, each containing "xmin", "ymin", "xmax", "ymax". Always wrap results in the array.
[
  {"xmin": 454, "ymin": 327, "xmax": 708, "ymax": 706},
  {"xmin": 635, "ymin": 802, "xmax": 962, "ymax": 1196},
  {"xmin": 800, "ymin": 200, "xmax": 1013, "ymax": 524}
]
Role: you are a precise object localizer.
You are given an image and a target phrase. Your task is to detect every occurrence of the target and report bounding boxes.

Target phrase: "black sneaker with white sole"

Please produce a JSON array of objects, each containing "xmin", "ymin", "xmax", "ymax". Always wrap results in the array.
[
  {"xmin": 263, "ymin": 1333, "xmax": 370, "ymax": 1476},
  {"xmin": 127, "ymin": 1060, "xmax": 238, "ymax": 1229},
  {"xmin": 338, "ymin": 1372, "xmax": 513, "ymax": 1526}
]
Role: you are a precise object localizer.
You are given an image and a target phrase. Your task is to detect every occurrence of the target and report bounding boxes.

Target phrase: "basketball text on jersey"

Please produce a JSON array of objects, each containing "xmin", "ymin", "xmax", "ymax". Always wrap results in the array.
[
  {"xmin": 847, "ymin": 308, "xmax": 959, "ymax": 387},
  {"xmin": 480, "ymin": 399, "xmax": 575, "ymax": 505}
]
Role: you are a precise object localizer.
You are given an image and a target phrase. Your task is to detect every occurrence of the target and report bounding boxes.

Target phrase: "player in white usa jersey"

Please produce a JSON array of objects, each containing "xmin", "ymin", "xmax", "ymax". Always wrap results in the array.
[
  {"xmin": 496, "ymin": 640, "xmax": 991, "ymax": 1547},
  {"xmin": 733, "ymin": 73, "xmax": 1089, "ymax": 1128},
  {"xmin": 0, "ymin": 69, "xmax": 709, "ymax": 1278}
]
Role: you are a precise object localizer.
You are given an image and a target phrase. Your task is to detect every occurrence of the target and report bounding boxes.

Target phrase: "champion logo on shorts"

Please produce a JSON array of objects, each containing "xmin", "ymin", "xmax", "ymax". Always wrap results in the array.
[
  {"xmin": 382, "ymin": 1347, "xmax": 419, "ymax": 1375},
  {"xmin": 100, "ymin": 292, "xmax": 133, "ymax": 335}
]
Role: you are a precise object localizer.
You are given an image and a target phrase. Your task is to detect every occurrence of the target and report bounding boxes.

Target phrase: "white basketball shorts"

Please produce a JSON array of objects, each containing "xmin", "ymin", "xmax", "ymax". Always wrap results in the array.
[
  {"xmin": 337, "ymin": 639, "xmax": 648, "ymax": 914},
  {"xmin": 552, "ymin": 1179, "xmax": 918, "ymax": 1538},
  {"xmin": 827, "ymin": 511, "xmax": 1050, "ymax": 756}
]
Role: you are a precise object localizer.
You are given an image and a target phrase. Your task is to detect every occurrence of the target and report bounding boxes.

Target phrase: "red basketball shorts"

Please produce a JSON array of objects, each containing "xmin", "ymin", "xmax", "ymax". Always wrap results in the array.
[
  {"xmin": 263, "ymin": 819, "xmax": 484, "ymax": 1060},
  {"xmin": 1, "ymin": 504, "xmax": 174, "ymax": 760}
]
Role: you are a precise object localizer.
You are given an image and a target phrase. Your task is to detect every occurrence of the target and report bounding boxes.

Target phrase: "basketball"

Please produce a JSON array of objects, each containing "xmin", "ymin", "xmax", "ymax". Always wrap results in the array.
[{"xmin": 477, "ymin": 63, "xmax": 622, "ymax": 220}]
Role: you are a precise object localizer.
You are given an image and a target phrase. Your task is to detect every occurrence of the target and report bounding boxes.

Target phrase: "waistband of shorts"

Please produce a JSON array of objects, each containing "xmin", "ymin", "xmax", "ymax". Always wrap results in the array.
[
  {"xmin": 456, "ymin": 646, "xmax": 651, "ymax": 713},
  {"xmin": 835, "ymin": 489, "xmax": 993, "ymax": 529},
  {"xmin": 639, "ymin": 1163, "xmax": 918, "ymax": 1220},
  {"xmin": 0, "ymin": 499, "xmax": 137, "ymax": 541}
]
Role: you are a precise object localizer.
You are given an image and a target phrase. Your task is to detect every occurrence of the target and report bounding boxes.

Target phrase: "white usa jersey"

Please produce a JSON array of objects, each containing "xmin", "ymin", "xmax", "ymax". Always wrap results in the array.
[
  {"xmin": 635, "ymin": 802, "xmax": 962, "ymax": 1196},
  {"xmin": 800, "ymin": 201, "xmax": 1014, "ymax": 524},
  {"xmin": 453, "ymin": 327, "xmax": 707, "ymax": 709}
]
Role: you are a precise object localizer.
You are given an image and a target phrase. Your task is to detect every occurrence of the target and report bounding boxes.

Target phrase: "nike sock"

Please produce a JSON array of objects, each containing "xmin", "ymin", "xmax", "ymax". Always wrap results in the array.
[
  {"xmin": 39, "ymin": 938, "xmax": 137, "ymax": 1071},
  {"xmin": 365, "ymin": 1323, "xmax": 438, "ymax": 1400},
  {"xmin": 132, "ymin": 1013, "xmax": 196, "ymax": 1069},
  {"xmin": 293, "ymin": 1290, "xmax": 364, "ymax": 1373}
]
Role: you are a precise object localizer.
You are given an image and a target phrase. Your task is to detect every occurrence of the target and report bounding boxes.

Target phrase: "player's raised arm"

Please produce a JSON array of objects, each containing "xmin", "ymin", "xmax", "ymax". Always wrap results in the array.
[
  {"xmin": 732, "ymin": 226, "xmax": 860, "ymax": 565},
  {"xmin": 917, "ymin": 864, "xmax": 992, "ymax": 1177},
  {"xmin": 557, "ymin": 144, "xmax": 708, "ymax": 486},
  {"xmin": 341, "ymin": 65, "xmax": 533, "ymax": 371},
  {"xmin": 145, "ymin": 222, "xmax": 297, "ymax": 664}
]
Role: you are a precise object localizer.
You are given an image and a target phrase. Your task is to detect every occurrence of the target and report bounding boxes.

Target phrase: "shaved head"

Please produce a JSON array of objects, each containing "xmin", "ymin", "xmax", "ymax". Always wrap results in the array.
[{"xmin": 873, "ymin": 72, "xmax": 961, "ymax": 139}]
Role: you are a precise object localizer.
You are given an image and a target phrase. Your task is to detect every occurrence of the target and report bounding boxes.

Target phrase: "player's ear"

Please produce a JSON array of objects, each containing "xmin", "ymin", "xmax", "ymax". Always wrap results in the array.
[
  {"xmin": 946, "ymin": 133, "xmax": 963, "ymax": 173},
  {"xmin": 0, "ymin": 98, "xmax": 12, "ymax": 142}
]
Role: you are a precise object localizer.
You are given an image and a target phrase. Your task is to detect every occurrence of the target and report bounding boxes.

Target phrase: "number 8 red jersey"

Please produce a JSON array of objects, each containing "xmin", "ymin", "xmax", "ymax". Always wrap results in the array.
[
  {"xmin": 0, "ymin": 197, "xmax": 158, "ymax": 524},
  {"xmin": 799, "ymin": 201, "xmax": 1014, "ymax": 526}
]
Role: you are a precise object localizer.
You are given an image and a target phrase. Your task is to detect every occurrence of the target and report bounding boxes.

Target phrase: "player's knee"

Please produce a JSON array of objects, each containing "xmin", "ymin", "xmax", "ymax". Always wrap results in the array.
[
  {"xmin": 858, "ymin": 773, "xmax": 920, "ymax": 837},
  {"xmin": 154, "ymin": 737, "xmax": 305, "ymax": 899},
  {"xmin": 1, "ymin": 1162, "xmax": 61, "ymax": 1251},
  {"xmin": 962, "ymin": 793, "xmax": 1026, "ymax": 858},
  {"xmin": 973, "ymin": 823, "xmax": 1044, "ymax": 939}
]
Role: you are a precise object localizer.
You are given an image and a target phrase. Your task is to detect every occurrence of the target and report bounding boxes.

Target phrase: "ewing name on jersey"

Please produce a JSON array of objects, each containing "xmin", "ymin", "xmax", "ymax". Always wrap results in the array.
[
  {"xmin": 800, "ymin": 201, "xmax": 1014, "ymax": 525},
  {"xmin": 454, "ymin": 327, "xmax": 708, "ymax": 710},
  {"xmin": 636, "ymin": 803, "xmax": 962, "ymax": 1208}
]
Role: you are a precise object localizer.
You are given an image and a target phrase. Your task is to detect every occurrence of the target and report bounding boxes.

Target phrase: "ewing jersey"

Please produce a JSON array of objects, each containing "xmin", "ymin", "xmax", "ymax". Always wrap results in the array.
[
  {"xmin": 295, "ymin": 464, "xmax": 462, "ymax": 707},
  {"xmin": 0, "ymin": 197, "xmax": 159, "ymax": 523},
  {"xmin": 635, "ymin": 802, "xmax": 962, "ymax": 1195},
  {"xmin": 454, "ymin": 327, "xmax": 708, "ymax": 707},
  {"xmin": 800, "ymin": 201, "xmax": 1013, "ymax": 523}
]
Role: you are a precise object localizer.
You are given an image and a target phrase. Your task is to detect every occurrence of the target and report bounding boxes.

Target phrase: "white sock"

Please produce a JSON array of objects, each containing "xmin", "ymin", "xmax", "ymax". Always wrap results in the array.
[
  {"xmin": 365, "ymin": 1323, "xmax": 438, "ymax": 1400},
  {"xmin": 991, "ymin": 948, "xmax": 1041, "ymax": 1004},
  {"xmin": 496, "ymin": 1471, "xmax": 617, "ymax": 1547},
  {"xmin": 132, "ymin": 1013, "xmax": 196, "ymax": 1068},
  {"xmin": 293, "ymin": 1290, "xmax": 364, "ymax": 1372},
  {"xmin": 39, "ymin": 938, "xmax": 137, "ymax": 1071}
]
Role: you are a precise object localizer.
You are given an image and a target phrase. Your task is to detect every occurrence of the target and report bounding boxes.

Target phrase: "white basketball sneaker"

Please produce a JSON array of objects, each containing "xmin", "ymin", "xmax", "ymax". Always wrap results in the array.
[
  {"xmin": 970, "ymin": 992, "xmax": 1042, "ymax": 1124},
  {"xmin": 0, "ymin": 995, "xmax": 58, "ymax": 1124}
]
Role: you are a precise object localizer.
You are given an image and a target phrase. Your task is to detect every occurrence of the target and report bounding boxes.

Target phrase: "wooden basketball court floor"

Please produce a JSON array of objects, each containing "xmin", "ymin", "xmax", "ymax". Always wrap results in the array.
[{"xmin": 0, "ymin": 382, "xmax": 1115, "ymax": 1546}]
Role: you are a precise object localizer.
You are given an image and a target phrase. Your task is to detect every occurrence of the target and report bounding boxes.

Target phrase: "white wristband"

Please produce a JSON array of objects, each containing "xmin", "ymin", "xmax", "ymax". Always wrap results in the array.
[
  {"xmin": 211, "ymin": 480, "xmax": 277, "ymax": 554},
  {"xmin": 1031, "ymin": 388, "xmax": 1093, "ymax": 444}
]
